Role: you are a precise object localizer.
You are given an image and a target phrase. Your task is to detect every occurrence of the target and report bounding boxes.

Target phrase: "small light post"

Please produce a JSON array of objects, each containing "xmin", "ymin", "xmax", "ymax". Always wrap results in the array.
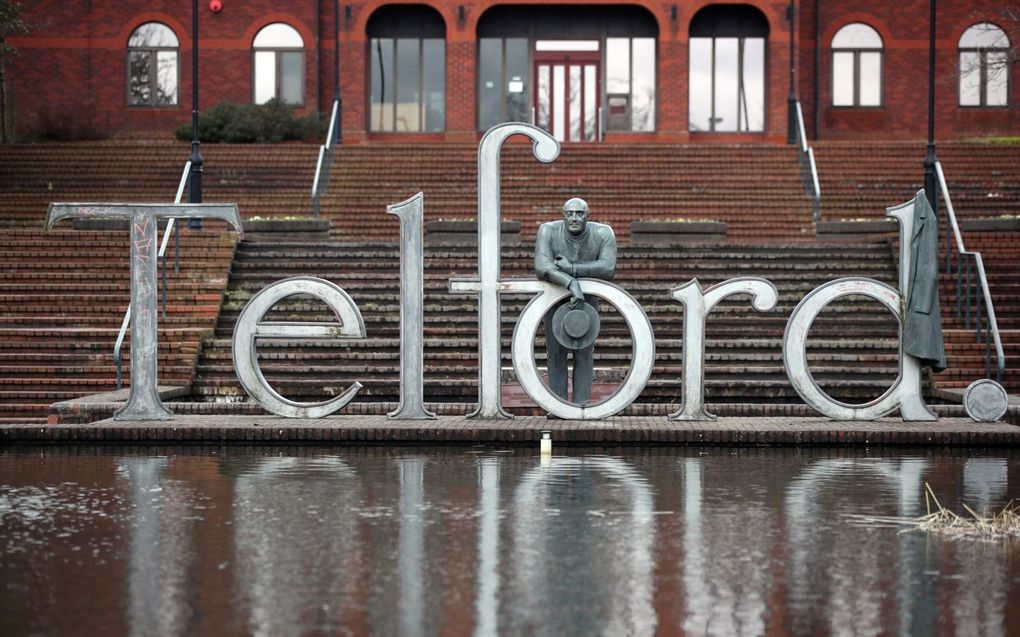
[
  {"xmin": 786, "ymin": 0, "xmax": 797, "ymax": 145},
  {"xmin": 923, "ymin": 0, "xmax": 938, "ymax": 214},
  {"xmin": 188, "ymin": 0, "xmax": 204, "ymax": 230}
]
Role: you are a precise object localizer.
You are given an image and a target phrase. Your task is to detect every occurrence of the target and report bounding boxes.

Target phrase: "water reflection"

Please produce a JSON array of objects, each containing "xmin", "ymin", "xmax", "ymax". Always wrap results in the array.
[
  {"xmin": 1, "ymin": 447, "xmax": 1019, "ymax": 636},
  {"xmin": 118, "ymin": 458, "xmax": 196, "ymax": 637},
  {"xmin": 511, "ymin": 457, "xmax": 656, "ymax": 636}
]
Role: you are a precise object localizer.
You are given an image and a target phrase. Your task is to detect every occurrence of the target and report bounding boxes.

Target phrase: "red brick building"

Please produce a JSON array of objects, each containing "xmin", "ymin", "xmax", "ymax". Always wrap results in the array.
[{"xmin": 8, "ymin": 0, "xmax": 1019, "ymax": 143}]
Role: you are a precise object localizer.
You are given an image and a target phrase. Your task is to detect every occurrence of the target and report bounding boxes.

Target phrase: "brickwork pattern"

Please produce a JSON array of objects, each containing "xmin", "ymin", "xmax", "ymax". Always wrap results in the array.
[{"xmin": 9, "ymin": 1, "xmax": 1018, "ymax": 140}]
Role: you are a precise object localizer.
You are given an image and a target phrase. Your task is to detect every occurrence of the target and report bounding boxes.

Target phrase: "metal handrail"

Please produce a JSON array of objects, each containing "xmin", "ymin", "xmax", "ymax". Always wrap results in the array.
[
  {"xmin": 114, "ymin": 161, "xmax": 191, "ymax": 389},
  {"xmin": 795, "ymin": 102, "xmax": 821, "ymax": 209},
  {"xmin": 935, "ymin": 161, "xmax": 1005, "ymax": 383},
  {"xmin": 312, "ymin": 99, "xmax": 340, "ymax": 217}
]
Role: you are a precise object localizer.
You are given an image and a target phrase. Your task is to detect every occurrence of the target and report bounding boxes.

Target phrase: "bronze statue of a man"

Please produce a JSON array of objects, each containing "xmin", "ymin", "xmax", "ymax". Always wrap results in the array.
[{"xmin": 534, "ymin": 198, "xmax": 617, "ymax": 404}]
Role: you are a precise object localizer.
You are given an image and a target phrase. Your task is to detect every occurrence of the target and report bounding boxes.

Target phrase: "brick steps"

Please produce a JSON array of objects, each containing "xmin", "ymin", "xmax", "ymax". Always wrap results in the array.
[{"xmin": 0, "ymin": 226, "xmax": 237, "ymax": 421}]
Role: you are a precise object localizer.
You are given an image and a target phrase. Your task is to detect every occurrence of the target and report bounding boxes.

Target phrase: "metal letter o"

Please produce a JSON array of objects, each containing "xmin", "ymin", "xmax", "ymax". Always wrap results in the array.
[{"xmin": 511, "ymin": 280, "xmax": 655, "ymax": 420}]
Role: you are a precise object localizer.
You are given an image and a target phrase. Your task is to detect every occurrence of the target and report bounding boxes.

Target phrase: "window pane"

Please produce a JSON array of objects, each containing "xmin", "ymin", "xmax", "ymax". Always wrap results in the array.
[
  {"xmin": 478, "ymin": 38, "xmax": 502, "ymax": 130},
  {"xmin": 370, "ymin": 38, "xmax": 394, "ymax": 131},
  {"xmin": 536, "ymin": 40, "xmax": 599, "ymax": 52},
  {"xmin": 423, "ymin": 39, "xmax": 445, "ymax": 131},
  {"xmin": 155, "ymin": 51, "xmax": 177, "ymax": 105},
  {"xmin": 858, "ymin": 52, "xmax": 881, "ymax": 106},
  {"xmin": 832, "ymin": 23, "xmax": 882, "ymax": 49},
  {"xmin": 128, "ymin": 51, "xmax": 151, "ymax": 105},
  {"xmin": 553, "ymin": 65, "xmax": 565, "ymax": 141},
  {"xmin": 584, "ymin": 64, "xmax": 596, "ymax": 140},
  {"xmin": 254, "ymin": 23, "xmax": 303, "ymax": 49},
  {"xmin": 832, "ymin": 51, "xmax": 855, "ymax": 106},
  {"xmin": 129, "ymin": 23, "xmax": 179, "ymax": 48},
  {"xmin": 569, "ymin": 64, "xmax": 581, "ymax": 141},
  {"xmin": 279, "ymin": 52, "xmax": 302, "ymax": 104},
  {"xmin": 986, "ymin": 51, "xmax": 1009, "ymax": 105},
  {"xmin": 606, "ymin": 37, "xmax": 630, "ymax": 94},
  {"xmin": 713, "ymin": 38, "xmax": 738, "ymax": 131},
  {"xmin": 537, "ymin": 65, "xmax": 550, "ymax": 129},
  {"xmin": 505, "ymin": 38, "xmax": 529, "ymax": 123},
  {"xmin": 689, "ymin": 38, "xmax": 712, "ymax": 131},
  {"xmin": 742, "ymin": 38, "xmax": 764, "ymax": 131},
  {"xmin": 960, "ymin": 23, "xmax": 1009, "ymax": 49},
  {"xmin": 959, "ymin": 52, "xmax": 981, "ymax": 105},
  {"xmin": 254, "ymin": 51, "xmax": 276, "ymax": 104},
  {"xmin": 631, "ymin": 37, "xmax": 655, "ymax": 132},
  {"xmin": 396, "ymin": 39, "xmax": 420, "ymax": 131}
]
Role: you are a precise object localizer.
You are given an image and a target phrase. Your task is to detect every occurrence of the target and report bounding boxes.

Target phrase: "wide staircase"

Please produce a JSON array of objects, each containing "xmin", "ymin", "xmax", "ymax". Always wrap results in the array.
[
  {"xmin": 0, "ymin": 227, "xmax": 235, "ymax": 423},
  {"xmin": 0, "ymin": 139, "xmax": 1016, "ymax": 422}
]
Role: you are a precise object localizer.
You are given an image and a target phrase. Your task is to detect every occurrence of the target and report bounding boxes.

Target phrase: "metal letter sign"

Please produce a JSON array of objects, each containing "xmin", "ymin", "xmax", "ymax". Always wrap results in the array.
[
  {"xmin": 387, "ymin": 193, "xmax": 435, "ymax": 419},
  {"xmin": 670, "ymin": 277, "xmax": 779, "ymax": 420},
  {"xmin": 453, "ymin": 124, "xmax": 560, "ymax": 419},
  {"xmin": 46, "ymin": 202, "xmax": 241, "ymax": 421},
  {"xmin": 781, "ymin": 197, "xmax": 936, "ymax": 421},
  {"xmin": 232, "ymin": 277, "xmax": 366, "ymax": 418}
]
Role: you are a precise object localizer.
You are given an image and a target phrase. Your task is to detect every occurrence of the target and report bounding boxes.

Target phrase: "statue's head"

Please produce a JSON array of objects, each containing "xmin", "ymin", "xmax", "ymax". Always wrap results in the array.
[{"xmin": 562, "ymin": 197, "xmax": 589, "ymax": 236}]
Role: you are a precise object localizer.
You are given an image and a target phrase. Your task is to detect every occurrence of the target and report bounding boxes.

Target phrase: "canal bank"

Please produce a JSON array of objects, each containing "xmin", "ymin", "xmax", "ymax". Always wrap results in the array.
[{"xmin": 2, "ymin": 414, "xmax": 1018, "ymax": 446}]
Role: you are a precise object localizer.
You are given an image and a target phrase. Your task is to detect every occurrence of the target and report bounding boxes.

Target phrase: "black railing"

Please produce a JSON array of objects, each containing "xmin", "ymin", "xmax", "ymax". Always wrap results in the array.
[{"xmin": 936, "ymin": 161, "xmax": 1005, "ymax": 382}]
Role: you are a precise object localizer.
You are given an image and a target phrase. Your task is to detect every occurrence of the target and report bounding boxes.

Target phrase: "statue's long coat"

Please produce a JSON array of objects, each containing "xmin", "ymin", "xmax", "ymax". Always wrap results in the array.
[{"xmin": 903, "ymin": 193, "xmax": 947, "ymax": 372}]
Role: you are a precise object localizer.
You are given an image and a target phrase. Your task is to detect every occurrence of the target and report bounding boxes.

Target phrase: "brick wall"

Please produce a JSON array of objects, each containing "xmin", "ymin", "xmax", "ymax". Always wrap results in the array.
[{"xmin": 8, "ymin": 0, "xmax": 1019, "ymax": 141}]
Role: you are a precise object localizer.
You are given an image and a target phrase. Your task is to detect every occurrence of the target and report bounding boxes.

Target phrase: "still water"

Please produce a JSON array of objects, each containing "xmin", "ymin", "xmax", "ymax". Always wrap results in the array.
[{"xmin": 1, "ymin": 446, "xmax": 1018, "ymax": 637}]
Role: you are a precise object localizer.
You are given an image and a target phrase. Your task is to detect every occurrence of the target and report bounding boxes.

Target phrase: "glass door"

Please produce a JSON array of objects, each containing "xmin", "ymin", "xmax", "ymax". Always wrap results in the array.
[{"xmin": 534, "ymin": 41, "xmax": 600, "ymax": 142}]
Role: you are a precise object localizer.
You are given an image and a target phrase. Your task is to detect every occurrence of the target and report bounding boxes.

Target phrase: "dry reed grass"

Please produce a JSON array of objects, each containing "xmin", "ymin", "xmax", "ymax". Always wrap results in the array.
[{"xmin": 847, "ymin": 482, "xmax": 1020, "ymax": 541}]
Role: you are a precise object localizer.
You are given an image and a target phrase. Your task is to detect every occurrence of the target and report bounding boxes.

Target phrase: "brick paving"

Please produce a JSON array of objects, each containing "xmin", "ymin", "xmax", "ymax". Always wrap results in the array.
[{"xmin": 1, "ymin": 414, "xmax": 1017, "ymax": 446}]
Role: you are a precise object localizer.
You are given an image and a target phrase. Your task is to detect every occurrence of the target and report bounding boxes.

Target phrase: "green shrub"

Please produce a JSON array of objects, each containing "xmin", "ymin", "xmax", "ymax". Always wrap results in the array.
[{"xmin": 176, "ymin": 99, "xmax": 324, "ymax": 143}]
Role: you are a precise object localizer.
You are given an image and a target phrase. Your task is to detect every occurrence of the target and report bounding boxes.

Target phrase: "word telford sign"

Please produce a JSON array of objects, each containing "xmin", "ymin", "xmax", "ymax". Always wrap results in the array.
[{"xmin": 48, "ymin": 124, "xmax": 939, "ymax": 423}]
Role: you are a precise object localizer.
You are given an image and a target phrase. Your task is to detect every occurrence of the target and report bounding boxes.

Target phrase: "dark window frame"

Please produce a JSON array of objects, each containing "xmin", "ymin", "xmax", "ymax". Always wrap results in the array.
[
  {"xmin": 368, "ymin": 36, "xmax": 445, "ymax": 133},
  {"xmin": 830, "ymin": 46, "xmax": 884, "ymax": 108},
  {"xmin": 126, "ymin": 26, "xmax": 180, "ymax": 108},
  {"xmin": 958, "ymin": 47, "xmax": 1011, "ymax": 107},
  {"xmin": 689, "ymin": 35, "xmax": 769, "ymax": 133},
  {"xmin": 252, "ymin": 46, "xmax": 306, "ymax": 106}
]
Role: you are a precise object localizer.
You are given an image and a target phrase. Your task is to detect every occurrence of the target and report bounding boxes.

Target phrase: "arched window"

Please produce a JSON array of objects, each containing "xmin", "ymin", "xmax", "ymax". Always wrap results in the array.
[
  {"xmin": 368, "ymin": 6, "xmax": 446, "ymax": 133},
  {"xmin": 253, "ymin": 23, "xmax": 305, "ymax": 105},
  {"xmin": 959, "ymin": 23, "xmax": 1010, "ymax": 106},
  {"xmin": 128, "ymin": 22, "xmax": 179, "ymax": 106},
  {"xmin": 689, "ymin": 5, "xmax": 769, "ymax": 132},
  {"xmin": 831, "ymin": 23, "xmax": 882, "ymax": 107}
]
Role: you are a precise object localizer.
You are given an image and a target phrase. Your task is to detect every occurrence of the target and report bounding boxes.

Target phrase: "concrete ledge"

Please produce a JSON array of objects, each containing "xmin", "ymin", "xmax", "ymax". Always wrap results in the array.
[{"xmin": 3, "ymin": 414, "xmax": 1017, "ymax": 446}]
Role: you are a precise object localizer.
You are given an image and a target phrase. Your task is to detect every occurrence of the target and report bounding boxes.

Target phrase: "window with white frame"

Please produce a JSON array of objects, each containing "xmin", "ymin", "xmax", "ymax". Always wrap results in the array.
[
  {"xmin": 831, "ymin": 23, "xmax": 883, "ymax": 107},
  {"xmin": 959, "ymin": 23, "xmax": 1010, "ymax": 106},
  {"xmin": 253, "ymin": 23, "xmax": 305, "ymax": 105},
  {"xmin": 128, "ymin": 22, "xmax": 179, "ymax": 106}
]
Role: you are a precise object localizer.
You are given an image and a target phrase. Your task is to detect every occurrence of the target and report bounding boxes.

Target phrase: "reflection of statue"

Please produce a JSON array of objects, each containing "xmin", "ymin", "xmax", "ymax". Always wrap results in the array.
[{"xmin": 534, "ymin": 198, "xmax": 617, "ymax": 404}]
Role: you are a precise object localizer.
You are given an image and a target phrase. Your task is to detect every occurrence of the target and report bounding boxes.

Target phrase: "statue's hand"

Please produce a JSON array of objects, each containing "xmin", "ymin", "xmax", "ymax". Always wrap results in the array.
[
  {"xmin": 567, "ymin": 280, "xmax": 584, "ymax": 308},
  {"xmin": 554, "ymin": 255, "xmax": 575, "ymax": 276}
]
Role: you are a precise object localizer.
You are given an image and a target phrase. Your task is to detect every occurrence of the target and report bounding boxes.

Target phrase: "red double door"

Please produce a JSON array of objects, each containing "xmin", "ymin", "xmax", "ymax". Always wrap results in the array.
[{"xmin": 534, "ymin": 47, "xmax": 600, "ymax": 143}]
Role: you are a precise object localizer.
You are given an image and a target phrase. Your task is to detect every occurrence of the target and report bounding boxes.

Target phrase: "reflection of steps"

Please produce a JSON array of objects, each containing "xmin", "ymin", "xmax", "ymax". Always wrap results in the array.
[
  {"xmin": 0, "ymin": 228, "xmax": 236, "ymax": 423},
  {"xmin": 190, "ymin": 239, "xmax": 908, "ymax": 414}
]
